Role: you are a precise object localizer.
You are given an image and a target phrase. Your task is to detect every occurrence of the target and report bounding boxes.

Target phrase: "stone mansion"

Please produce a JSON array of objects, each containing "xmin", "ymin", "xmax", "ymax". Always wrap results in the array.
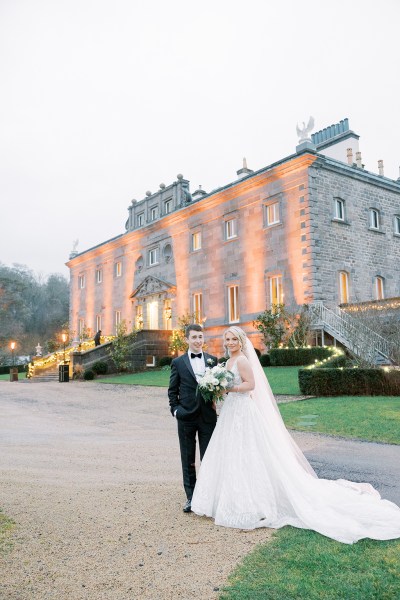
[{"xmin": 67, "ymin": 119, "xmax": 400, "ymax": 353}]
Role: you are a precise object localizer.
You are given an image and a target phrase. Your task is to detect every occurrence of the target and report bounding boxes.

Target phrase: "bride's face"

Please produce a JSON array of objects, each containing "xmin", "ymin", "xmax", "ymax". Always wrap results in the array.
[{"xmin": 224, "ymin": 332, "xmax": 241, "ymax": 354}]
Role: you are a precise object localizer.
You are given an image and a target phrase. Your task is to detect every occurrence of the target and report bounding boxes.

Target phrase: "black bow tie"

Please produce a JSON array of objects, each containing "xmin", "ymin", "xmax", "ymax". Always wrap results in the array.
[{"xmin": 190, "ymin": 353, "xmax": 202, "ymax": 359}]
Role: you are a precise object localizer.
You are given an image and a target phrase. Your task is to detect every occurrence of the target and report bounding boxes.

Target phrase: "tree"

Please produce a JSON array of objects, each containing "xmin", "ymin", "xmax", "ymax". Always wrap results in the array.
[
  {"xmin": 253, "ymin": 304, "xmax": 312, "ymax": 350},
  {"xmin": 108, "ymin": 320, "xmax": 138, "ymax": 372},
  {"xmin": 169, "ymin": 312, "xmax": 197, "ymax": 354}
]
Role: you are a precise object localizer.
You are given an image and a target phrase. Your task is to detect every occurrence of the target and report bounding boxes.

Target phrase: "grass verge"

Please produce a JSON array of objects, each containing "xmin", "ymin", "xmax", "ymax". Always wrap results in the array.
[
  {"xmin": 220, "ymin": 527, "xmax": 400, "ymax": 600},
  {"xmin": 279, "ymin": 396, "xmax": 400, "ymax": 445},
  {"xmin": 0, "ymin": 509, "xmax": 15, "ymax": 555},
  {"xmin": 96, "ymin": 366, "xmax": 302, "ymax": 395}
]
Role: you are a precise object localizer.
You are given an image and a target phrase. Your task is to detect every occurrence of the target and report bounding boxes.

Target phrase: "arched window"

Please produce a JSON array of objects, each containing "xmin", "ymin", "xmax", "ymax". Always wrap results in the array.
[
  {"xmin": 339, "ymin": 271, "xmax": 349, "ymax": 304},
  {"xmin": 375, "ymin": 276, "xmax": 384, "ymax": 301},
  {"xmin": 369, "ymin": 208, "xmax": 380, "ymax": 230}
]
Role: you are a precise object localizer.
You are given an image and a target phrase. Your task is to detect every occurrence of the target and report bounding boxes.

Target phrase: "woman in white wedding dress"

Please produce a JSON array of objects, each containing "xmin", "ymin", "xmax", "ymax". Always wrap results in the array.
[{"xmin": 191, "ymin": 326, "xmax": 400, "ymax": 544}]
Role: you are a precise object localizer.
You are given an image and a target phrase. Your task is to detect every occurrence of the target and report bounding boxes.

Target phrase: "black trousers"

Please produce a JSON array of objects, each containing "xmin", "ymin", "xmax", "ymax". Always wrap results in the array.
[{"xmin": 177, "ymin": 414, "xmax": 215, "ymax": 500}]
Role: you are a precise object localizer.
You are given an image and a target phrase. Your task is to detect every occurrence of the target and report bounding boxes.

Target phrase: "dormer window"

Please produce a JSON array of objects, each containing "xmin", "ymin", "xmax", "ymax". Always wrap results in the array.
[
  {"xmin": 164, "ymin": 199, "xmax": 172, "ymax": 214},
  {"xmin": 137, "ymin": 213, "xmax": 144, "ymax": 227},
  {"xmin": 150, "ymin": 206, "xmax": 158, "ymax": 221}
]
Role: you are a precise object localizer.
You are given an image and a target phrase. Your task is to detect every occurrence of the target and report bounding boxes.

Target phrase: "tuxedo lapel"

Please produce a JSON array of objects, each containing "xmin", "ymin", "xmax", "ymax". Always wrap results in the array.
[{"xmin": 182, "ymin": 352, "xmax": 197, "ymax": 381}]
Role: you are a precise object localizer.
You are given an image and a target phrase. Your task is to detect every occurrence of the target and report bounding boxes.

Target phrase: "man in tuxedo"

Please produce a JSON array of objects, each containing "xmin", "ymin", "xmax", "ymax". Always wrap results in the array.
[{"xmin": 168, "ymin": 324, "xmax": 217, "ymax": 513}]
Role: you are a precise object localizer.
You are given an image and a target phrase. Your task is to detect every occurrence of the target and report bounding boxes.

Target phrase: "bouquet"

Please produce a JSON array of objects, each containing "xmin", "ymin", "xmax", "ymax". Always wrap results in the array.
[{"xmin": 196, "ymin": 362, "xmax": 235, "ymax": 403}]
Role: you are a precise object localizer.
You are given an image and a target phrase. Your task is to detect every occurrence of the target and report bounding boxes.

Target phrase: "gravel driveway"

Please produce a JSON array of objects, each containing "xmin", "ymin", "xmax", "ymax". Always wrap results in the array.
[{"xmin": 1, "ymin": 381, "xmax": 399, "ymax": 600}]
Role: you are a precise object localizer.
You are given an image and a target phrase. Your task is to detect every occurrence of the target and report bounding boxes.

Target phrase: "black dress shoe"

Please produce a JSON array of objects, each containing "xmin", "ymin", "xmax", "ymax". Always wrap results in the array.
[{"xmin": 183, "ymin": 499, "xmax": 192, "ymax": 513}]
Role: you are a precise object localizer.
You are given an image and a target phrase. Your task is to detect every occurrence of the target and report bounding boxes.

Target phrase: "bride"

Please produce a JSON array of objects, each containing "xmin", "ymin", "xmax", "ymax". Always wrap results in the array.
[{"xmin": 191, "ymin": 326, "xmax": 400, "ymax": 544}]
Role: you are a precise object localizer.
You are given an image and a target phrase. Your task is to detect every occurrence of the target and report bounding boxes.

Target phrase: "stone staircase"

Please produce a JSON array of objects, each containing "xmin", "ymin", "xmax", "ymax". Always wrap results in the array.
[
  {"xmin": 27, "ymin": 364, "xmax": 61, "ymax": 382},
  {"xmin": 309, "ymin": 301, "xmax": 396, "ymax": 365}
]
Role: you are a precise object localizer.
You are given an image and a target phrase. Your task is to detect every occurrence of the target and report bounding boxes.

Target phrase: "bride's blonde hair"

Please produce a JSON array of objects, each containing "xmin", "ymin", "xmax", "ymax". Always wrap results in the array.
[{"xmin": 223, "ymin": 326, "xmax": 248, "ymax": 355}]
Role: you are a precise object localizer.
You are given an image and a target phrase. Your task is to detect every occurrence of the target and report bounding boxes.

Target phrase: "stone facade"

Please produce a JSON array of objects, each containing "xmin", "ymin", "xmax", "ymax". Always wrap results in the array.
[{"xmin": 67, "ymin": 125, "xmax": 400, "ymax": 355}]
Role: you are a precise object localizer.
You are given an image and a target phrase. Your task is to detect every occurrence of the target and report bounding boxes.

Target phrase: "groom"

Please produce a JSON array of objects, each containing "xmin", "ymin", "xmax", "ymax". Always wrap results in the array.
[{"xmin": 168, "ymin": 324, "xmax": 217, "ymax": 513}]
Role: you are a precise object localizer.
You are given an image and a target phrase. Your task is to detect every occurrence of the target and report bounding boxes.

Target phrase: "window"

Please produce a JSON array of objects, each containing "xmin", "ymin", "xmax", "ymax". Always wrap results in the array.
[
  {"xmin": 394, "ymin": 215, "xmax": 400, "ymax": 235},
  {"xmin": 193, "ymin": 293, "xmax": 203, "ymax": 324},
  {"xmin": 114, "ymin": 310, "xmax": 121, "ymax": 333},
  {"xmin": 269, "ymin": 276, "xmax": 283, "ymax": 309},
  {"xmin": 136, "ymin": 305, "xmax": 143, "ymax": 329},
  {"xmin": 114, "ymin": 261, "xmax": 122, "ymax": 277},
  {"xmin": 150, "ymin": 206, "xmax": 158, "ymax": 221},
  {"xmin": 164, "ymin": 199, "xmax": 172, "ymax": 214},
  {"xmin": 265, "ymin": 202, "xmax": 280, "ymax": 226},
  {"xmin": 78, "ymin": 318, "xmax": 85, "ymax": 336},
  {"xmin": 225, "ymin": 218, "xmax": 237, "ymax": 240},
  {"xmin": 96, "ymin": 269, "xmax": 103, "ymax": 284},
  {"xmin": 334, "ymin": 198, "xmax": 345, "ymax": 221},
  {"xmin": 375, "ymin": 277, "xmax": 384, "ymax": 300},
  {"xmin": 78, "ymin": 274, "xmax": 85, "ymax": 289},
  {"xmin": 147, "ymin": 301, "xmax": 158, "ymax": 329},
  {"xmin": 228, "ymin": 285, "xmax": 239, "ymax": 323},
  {"xmin": 96, "ymin": 315, "xmax": 102, "ymax": 331},
  {"xmin": 137, "ymin": 213, "xmax": 144, "ymax": 227},
  {"xmin": 149, "ymin": 248, "xmax": 159, "ymax": 266},
  {"xmin": 339, "ymin": 271, "xmax": 349, "ymax": 304},
  {"xmin": 369, "ymin": 209, "xmax": 380, "ymax": 230},
  {"xmin": 164, "ymin": 299, "xmax": 172, "ymax": 330},
  {"xmin": 192, "ymin": 231, "xmax": 202, "ymax": 251}
]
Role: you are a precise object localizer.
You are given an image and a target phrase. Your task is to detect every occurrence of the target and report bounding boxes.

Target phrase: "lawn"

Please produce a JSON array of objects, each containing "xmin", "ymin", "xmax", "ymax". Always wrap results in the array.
[
  {"xmin": 220, "ymin": 527, "xmax": 400, "ymax": 600},
  {"xmin": 279, "ymin": 396, "xmax": 400, "ymax": 445},
  {"xmin": 97, "ymin": 366, "xmax": 302, "ymax": 395},
  {"xmin": 0, "ymin": 373, "xmax": 10, "ymax": 381}
]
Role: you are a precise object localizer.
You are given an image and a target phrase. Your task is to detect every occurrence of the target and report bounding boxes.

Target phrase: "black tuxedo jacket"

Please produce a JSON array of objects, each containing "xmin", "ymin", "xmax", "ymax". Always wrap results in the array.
[{"xmin": 168, "ymin": 352, "xmax": 218, "ymax": 423}]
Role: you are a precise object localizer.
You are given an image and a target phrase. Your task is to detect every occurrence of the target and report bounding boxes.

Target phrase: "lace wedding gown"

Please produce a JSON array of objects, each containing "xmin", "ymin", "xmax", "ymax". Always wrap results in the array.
[{"xmin": 191, "ymin": 357, "xmax": 400, "ymax": 544}]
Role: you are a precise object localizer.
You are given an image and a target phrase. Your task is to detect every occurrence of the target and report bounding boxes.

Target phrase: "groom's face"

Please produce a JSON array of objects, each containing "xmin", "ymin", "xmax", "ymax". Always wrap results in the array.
[{"xmin": 186, "ymin": 330, "xmax": 204, "ymax": 354}]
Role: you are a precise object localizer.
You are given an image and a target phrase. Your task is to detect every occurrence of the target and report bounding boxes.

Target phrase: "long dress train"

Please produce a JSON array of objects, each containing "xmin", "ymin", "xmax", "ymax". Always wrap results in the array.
[{"xmin": 191, "ymin": 356, "xmax": 400, "ymax": 544}]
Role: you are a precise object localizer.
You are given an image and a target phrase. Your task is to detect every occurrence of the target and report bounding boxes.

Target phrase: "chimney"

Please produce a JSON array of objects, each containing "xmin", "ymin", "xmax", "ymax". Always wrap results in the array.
[
  {"xmin": 347, "ymin": 148, "xmax": 353, "ymax": 165},
  {"xmin": 378, "ymin": 160, "xmax": 384, "ymax": 176},
  {"xmin": 237, "ymin": 157, "xmax": 254, "ymax": 178},
  {"xmin": 355, "ymin": 152, "xmax": 363, "ymax": 168}
]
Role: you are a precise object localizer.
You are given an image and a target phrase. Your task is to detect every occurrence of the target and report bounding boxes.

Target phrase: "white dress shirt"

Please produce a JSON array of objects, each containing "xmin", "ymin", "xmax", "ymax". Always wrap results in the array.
[{"xmin": 189, "ymin": 350, "xmax": 206, "ymax": 378}]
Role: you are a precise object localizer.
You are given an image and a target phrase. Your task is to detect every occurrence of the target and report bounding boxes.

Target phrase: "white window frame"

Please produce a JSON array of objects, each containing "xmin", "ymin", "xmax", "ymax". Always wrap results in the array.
[
  {"xmin": 369, "ymin": 208, "xmax": 380, "ymax": 230},
  {"xmin": 96, "ymin": 315, "xmax": 102, "ymax": 331},
  {"xmin": 150, "ymin": 206, "xmax": 158, "ymax": 221},
  {"xmin": 339, "ymin": 271, "xmax": 349, "ymax": 304},
  {"xmin": 137, "ymin": 213, "xmax": 144, "ymax": 227},
  {"xmin": 265, "ymin": 201, "xmax": 280, "ymax": 226},
  {"xmin": 78, "ymin": 318, "xmax": 85, "ymax": 335},
  {"xmin": 148, "ymin": 248, "xmax": 159, "ymax": 266},
  {"xmin": 394, "ymin": 215, "xmax": 400, "ymax": 235},
  {"xmin": 78, "ymin": 274, "xmax": 85, "ymax": 289},
  {"xmin": 96, "ymin": 268, "xmax": 103, "ymax": 284},
  {"xmin": 114, "ymin": 261, "xmax": 122, "ymax": 277},
  {"xmin": 114, "ymin": 310, "xmax": 121, "ymax": 333},
  {"xmin": 375, "ymin": 276, "xmax": 384, "ymax": 301},
  {"xmin": 269, "ymin": 275, "xmax": 283, "ymax": 309},
  {"xmin": 225, "ymin": 218, "xmax": 237, "ymax": 240},
  {"xmin": 228, "ymin": 285, "xmax": 239, "ymax": 323},
  {"xmin": 334, "ymin": 198, "xmax": 345, "ymax": 221},
  {"xmin": 193, "ymin": 292, "xmax": 203, "ymax": 324},
  {"xmin": 164, "ymin": 199, "xmax": 172, "ymax": 214},
  {"xmin": 192, "ymin": 231, "xmax": 202, "ymax": 251}
]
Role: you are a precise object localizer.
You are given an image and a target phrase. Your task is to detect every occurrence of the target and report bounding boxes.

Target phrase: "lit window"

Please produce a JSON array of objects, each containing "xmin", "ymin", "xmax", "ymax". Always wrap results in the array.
[
  {"xmin": 193, "ymin": 293, "xmax": 203, "ymax": 323},
  {"xmin": 78, "ymin": 274, "xmax": 85, "ymax": 289},
  {"xmin": 394, "ymin": 215, "xmax": 400, "ymax": 235},
  {"xmin": 334, "ymin": 198, "xmax": 345, "ymax": 221},
  {"xmin": 228, "ymin": 285, "xmax": 239, "ymax": 323},
  {"xmin": 369, "ymin": 209, "xmax": 380, "ymax": 230},
  {"xmin": 339, "ymin": 271, "xmax": 349, "ymax": 304},
  {"xmin": 150, "ymin": 206, "xmax": 158, "ymax": 221},
  {"xmin": 136, "ymin": 305, "xmax": 143, "ymax": 329},
  {"xmin": 266, "ymin": 202, "xmax": 280, "ymax": 226},
  {"xmin": 192, "ymin": 231, "xmax": 202, "ymax": 251},
  {"xmin": 164, "ymin": 199, "xmax": 172, "ymax": 214},
  {"xmin": 225, "ymin": 218, "xmax": 237, "ymax": 240},
  {"xmin": 96, "ymin": 269, "xmax": 102, "ymax": 284},
  {"xmin": 164, "ymin": 299, "xmax": 172, "ymax": 330},
  {"xmin": 269, "ymin": 276, "xmax": 283, "ymax": 309},
  {"xmin": 96, "ymin": 315, "xmax": 102, "ymax": 331},
  {"xmin": 137, "ymin": 213, "xmax": 144, "ymax": 227},
  {"xmin": 375, "ymin": 277, "xmax": 384, "ymax": 300},
  {"xmin": 114, "ymin": 262, "xmax": 122, "ymax": 277},
  {"xmin": 114, "ymin": 310, "xmax": 121, "ymax": 333},
  {"xmin": 78, "ymin": 318, "xmax": 85, "ymax": 335},
  {"xmin": 149, "ymin": 248, "xmax": 159, "ymax": 266},
  {"xmin": 147, "ymin": 301, "xmax": 158, "ymax": 329}
]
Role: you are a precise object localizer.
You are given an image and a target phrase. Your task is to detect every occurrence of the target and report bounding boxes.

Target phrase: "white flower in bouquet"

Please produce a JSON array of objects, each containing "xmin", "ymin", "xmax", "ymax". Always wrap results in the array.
[{"xmin": 196, "ymin": 363, "xmax": 235, "ymax": 403}]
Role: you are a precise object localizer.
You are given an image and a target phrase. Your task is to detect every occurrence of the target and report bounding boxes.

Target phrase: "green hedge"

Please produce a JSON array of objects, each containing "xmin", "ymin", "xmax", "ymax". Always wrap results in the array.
[
  {"xmin": 159, "ymin": 356, "xmax": 172, "ymax": 367},
  {"xmin": 83, "ymin": 369, "xmax": 95, "ymax": 380},
  {"xmin": 299, "ymin": 367, "xmax": 400, "ymax": 396},
  {"xmin": 269, "ymin": 347, "xmax": 338, "ymax": 366},
  {"xmin": 92, "ymin": 361, "xmax": 108, "ymax": 375},
  {"xmin": 0, "ymin": 364, "xmax": 27, "ymax": 374},
  {"xmin": 260, "ymin": 354, "xmax": 271, "ymax": 367}
]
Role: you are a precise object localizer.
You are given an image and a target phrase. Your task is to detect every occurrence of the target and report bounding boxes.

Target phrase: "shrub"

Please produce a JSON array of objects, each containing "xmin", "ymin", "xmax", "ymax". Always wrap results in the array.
[
  {"xmin": 0, "ymin": 364, "xmax": 26, "ymax": 374},
  {"xmin": 92, "ymin": 361, "xmax": 108, "ymax": 375},
  {"xmin": 269, "ymin": 347, "xmax": 340, "ymax": 366},
  {"xmin": 159, "ymin": 356, "xmax": 172, "ymax": 367},
  {"xmin": 260, "ymin": 354, "xmax": 271, "ymax": 367},
  {"xmin": 72, "ymin": 364, "xmax": 84, "ymax": 380},
  {"xmin": 299, "ymin": 367, "xmax": 400, "ymax": 396},
  {"xmin": 83, "ymin": 369, "xmax": 95, "ymax": 380}
]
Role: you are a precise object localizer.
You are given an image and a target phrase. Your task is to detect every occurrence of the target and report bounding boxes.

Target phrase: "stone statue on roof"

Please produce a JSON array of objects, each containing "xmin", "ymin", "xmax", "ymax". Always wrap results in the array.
[{"xmin": 296, "ymin": 116, "xmax": 315, "ymax": 143}]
